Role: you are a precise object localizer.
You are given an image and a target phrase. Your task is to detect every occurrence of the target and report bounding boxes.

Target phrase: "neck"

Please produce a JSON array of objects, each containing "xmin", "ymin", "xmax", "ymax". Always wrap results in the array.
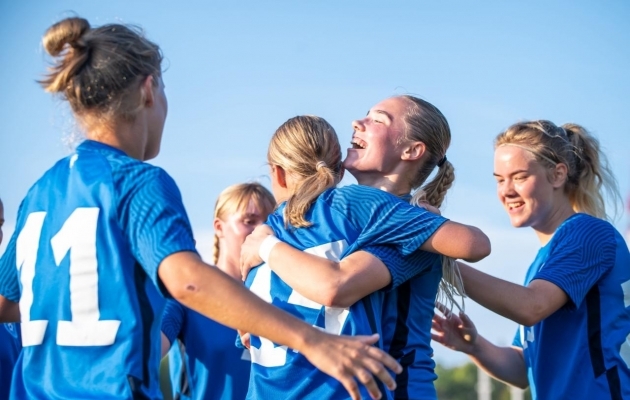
[
  {"xmin": 216, "ymin": 251, "xmax": 241, "ymax": 281},
  {"xmin": 533, "ymin": 201, "xmax": 576, "ymax": 246},
  {"xmin": 85, "ymin": 117, "xmax": 148, "ymax": 161},
  {"xmin": 351, "ymin": 170, "xmax": 412, "ymax": 196}
]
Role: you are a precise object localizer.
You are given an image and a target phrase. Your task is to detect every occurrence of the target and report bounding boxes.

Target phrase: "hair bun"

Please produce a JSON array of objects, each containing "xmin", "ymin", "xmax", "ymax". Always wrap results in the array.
[{"xmin": 43, "ymin": 17, "xmax": 90, "ymax": 57}]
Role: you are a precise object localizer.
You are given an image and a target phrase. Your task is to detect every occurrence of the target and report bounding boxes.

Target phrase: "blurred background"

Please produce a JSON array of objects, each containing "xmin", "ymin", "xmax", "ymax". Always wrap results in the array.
[{"xmin": 1, "ymin": 2, "xmax": 628, "ymax": 398}]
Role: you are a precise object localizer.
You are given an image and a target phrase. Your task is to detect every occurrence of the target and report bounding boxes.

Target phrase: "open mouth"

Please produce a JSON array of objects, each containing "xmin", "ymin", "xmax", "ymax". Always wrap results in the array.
[
  {"xmin": 507, "ymin": 201, "xmax": 525, "ymax": 211},
  {"xmin": 350, "ymin": 137, "xmax": 367, "ymax": 149}
]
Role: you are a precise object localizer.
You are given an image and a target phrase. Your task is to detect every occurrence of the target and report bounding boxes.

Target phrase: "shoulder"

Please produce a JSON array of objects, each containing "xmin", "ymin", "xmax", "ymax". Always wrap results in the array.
[
  {"xmin": 554, "ymin": 213, "xmax": 615, "ymax": 246},
  {"xmin": 327, "ymin": 185, "xmax": 406, "ymax": 210}
]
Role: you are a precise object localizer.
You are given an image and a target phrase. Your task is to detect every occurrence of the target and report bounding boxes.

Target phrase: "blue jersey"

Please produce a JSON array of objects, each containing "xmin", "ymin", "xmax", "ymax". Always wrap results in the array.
[
  {"xmin": 162, "ymin": 299, "xmax": 251, "ymax": 400},
  {"xmin": 512, "ymin": 213, "xmax": 630, "ymax": 399},
  {"xmin": 0, "ymin": 323, "xmax": 21, "ymax": 400},
  {"xmin": 0, "ymin": 140, "xmax": 197, "ymax": 399},
  {"xmin": 244, "ymin": 185, "xmax": 447, "ymax": 400},
  {"xmin": 380, "ymin": 250, "xmax": 442, "ymax": 400}
]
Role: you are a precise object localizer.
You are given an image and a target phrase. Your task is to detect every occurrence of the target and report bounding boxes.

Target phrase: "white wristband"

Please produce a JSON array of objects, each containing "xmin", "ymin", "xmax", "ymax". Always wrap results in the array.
[{"xmin": 259, "ymin": 235, "xmax": 281, "ymax": 263}]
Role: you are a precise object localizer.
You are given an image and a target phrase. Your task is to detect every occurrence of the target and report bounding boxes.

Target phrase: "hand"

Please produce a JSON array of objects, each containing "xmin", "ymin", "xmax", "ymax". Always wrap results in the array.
[
  {"xmin": 300, "ymin": 332, "xmax": 402, "ymax": 400},
  {"xmin": 240, "ymin": 224, "xmax": 275, "ymax": 280},
  {"xmin": 431, "ymin": 301, "xmax": 478, "ymax": 354},
  {"xmin": 238, "ymin": 329, "xmax": 251, "ymax": 349}
]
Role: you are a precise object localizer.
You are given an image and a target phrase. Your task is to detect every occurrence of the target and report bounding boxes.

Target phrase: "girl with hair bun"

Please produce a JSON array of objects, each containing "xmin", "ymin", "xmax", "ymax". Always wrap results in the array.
[
  {"xmin": 241, "ymin": 95, "xmax": 471, "ymax": 399},
  {"xmin": 0, "ymin": 16, "xmax": 406, "ymax": 400},
  {"xmin": 240, "ymin": 114, "xmax": 490, "ymax": 400},
  {"xmin": 161, "ymin": 182, "xmax": 275, "ymax": 400},
  {"xmin": 432, "ymin": 120, "xmax": 630, "ymax": 399}
]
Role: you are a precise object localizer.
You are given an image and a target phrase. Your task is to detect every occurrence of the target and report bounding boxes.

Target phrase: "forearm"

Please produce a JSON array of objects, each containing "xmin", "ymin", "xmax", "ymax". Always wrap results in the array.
[
  {"xmin": 161, "ymin": 253, "xmax": 316, "ymax": 353},
  {"xmin": 459, "ymin": 263, "xmax": 546, "ymax": 326},
  {"xmin": 267, "ymin": 242, "xmax": 346, "ymax": 306},
  {"xmin": 467, "ymin": 335, "xmax": 529, "ymax": 389}
]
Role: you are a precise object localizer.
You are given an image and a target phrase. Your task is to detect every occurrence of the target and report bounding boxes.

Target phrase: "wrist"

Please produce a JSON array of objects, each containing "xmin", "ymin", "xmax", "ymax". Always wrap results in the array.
[{"xmin": 259, "ymin": 235, "xmax": 281, "ymax": 263}]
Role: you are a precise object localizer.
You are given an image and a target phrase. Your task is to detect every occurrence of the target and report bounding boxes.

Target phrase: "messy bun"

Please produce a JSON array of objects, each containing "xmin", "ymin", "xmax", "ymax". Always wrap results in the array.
[{"xmin": 39, "ymin": 16, "xmax": 163, "ymax": 121}]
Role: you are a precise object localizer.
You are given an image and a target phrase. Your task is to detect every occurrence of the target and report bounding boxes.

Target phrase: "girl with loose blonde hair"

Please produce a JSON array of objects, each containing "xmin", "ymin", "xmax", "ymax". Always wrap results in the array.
[
  {"xmin": 240, "ymin": 113, "xmax": 490, "ymax": 400},
  {"xmin": 432, "ymin": 120, "xmax": 630, "ymax": 399}
]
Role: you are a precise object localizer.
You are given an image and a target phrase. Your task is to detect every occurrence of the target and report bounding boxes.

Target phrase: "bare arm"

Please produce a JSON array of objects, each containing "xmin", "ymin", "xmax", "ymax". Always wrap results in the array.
[
  {"xmin": 420, "ymin": 222, "xmax": 491, "ymax": 262},
  {"xmin": 458, "ymin": 262, "xmax": 567, "ymax": 326},
  {"xmin": 159, "ymin": 251, "xmax": 402, "ymax": 400},
  {"xmin": 431, "ymin": 303, "xmax": 528, "ymax": 388},
  {"xmin": 0, "ymin": 295, "xmax": 19, "ymax": 323}
]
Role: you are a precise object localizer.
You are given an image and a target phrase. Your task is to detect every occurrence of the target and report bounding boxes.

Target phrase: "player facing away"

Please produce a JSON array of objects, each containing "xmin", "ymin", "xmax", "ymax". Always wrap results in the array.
[
  {"xmin": 0, "ymin": 198, "xmax": 21, "ymax": 400},
  {"xmin": 0, "ymin": 17, "xmax": 403, "ymax": 400},
  {"xmin": 431, "ymin": 120, "xmax": 630, "ymax": 399},
  {"xmin": 161, "ymin": 183, "xmax": 275, "ymax": 400},
  {"xmin": 240, "ymin": 115, "xmax": 490, "ymax": 399},
  {"xmin": 240, "ymin": 96, "xmax": 476, "ymax": 399}
]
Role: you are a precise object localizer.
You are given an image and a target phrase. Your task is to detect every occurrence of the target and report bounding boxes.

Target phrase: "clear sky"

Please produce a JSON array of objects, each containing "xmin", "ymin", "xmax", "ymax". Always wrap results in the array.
[{"xmin": 1, "ymin": 1, "xmax": 629, "ymax": 367}]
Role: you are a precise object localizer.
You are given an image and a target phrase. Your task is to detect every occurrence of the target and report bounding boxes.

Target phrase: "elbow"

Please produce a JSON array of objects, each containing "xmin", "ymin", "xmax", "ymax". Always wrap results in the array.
[
  {"xmin": 318, "ymin": 280, "xmax": 355, "ymax": 308},
  {"xmin": 463, "ymin": 233, "xmax": 491, "ymax": 263},
  {"xmin": 516, "ymin": 303, "xmax": 547, "ymax": 327}
]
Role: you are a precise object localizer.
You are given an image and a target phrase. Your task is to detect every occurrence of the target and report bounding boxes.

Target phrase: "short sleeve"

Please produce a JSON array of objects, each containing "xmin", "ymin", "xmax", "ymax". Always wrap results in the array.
[
  {"xmin": 118, "ymin": 167, "xmax": 197, "ymax": 290},
  {"xmin": 532, "ymin": 215, "xmax": 616, "ymax": 309},
  {"xmin": 0, "ymin": 232, "xmax": 20, "ymax": 302},
  {"xmin": 331, "ymin": 186, "xmax": 448, "ymax": 256},
  {"xmin": 363, "ymin": 245, "xmax": 440, "ymax": 290},
  {"xmin": 161, "ymin": 300, "xmax": 186, "ymax": 344}
]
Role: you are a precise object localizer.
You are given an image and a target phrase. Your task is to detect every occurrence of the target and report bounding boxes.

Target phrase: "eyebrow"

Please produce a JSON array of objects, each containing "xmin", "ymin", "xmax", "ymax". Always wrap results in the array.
[
  {"xmin": 366, "ymin": 109, "xmax": 393, "ymax": 121},
  {"xmin": 493, "ymin": 169, "xmax": 529, "ymax": 177}
]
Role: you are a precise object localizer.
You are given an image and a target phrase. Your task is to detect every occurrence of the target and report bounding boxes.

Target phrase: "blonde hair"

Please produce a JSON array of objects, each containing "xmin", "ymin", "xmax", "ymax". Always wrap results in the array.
[
  {"xmin": 399, "ymin": 95, "xmax": 465, "ymax": 310},
  {"xmin": 267, "ymin": 115, "xmax": 343, "ymax": 228},
  {"xmin": 39, "ymin": 17, "xmax": 163, "ymax": 124},
  {"xmin": 212, "ymin": 183, "xmax": 276, "ymax": 265},
  {"xmin": 495, "ymin": 120, "xmax": 621, "ymax": 220}
]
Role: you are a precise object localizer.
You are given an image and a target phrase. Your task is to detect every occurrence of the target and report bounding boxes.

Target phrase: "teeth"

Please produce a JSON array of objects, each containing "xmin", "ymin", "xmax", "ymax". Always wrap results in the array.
[
  {"xmin": 351, "ymin": 138, "xmax": 367, "ymax": 149},
  {"xmin": 507, "ymin": 202, "xmax": 524, "ymax": 210}
]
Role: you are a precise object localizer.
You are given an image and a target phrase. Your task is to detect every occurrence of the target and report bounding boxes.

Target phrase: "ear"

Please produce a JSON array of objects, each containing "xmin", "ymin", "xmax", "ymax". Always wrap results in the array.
[
  {"xmin": 401, "ymin": 141, "xmax": 426, "ymax": 161},
  {"xmin": 213, "ymin": 217, "xmax": 225, "ymax": 239},
  {"xmin": 551, "ymin": 163, "xmax": 569, "ymax": 188},
  {"xmin": 271, "ymin": 165, "xmax": 288, "ymax": 189},
  {"xmin": 142, "ymin": 75, "xmax": 155, "ymax": 108}
]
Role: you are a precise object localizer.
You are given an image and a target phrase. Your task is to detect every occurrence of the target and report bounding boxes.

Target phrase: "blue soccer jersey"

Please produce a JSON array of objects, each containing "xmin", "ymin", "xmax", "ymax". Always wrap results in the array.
[
  {"xmin": 243, "ymin": 185, "xmax": 447, "ymax": 400},
  {"xmin": 512, "ymin": 213, "xmax": 630, "ymax": 399},
  {"xmin": 0, "ymin": 323, "xmax": 21, "ymax": 400},
  {"xmin": 0, "ymin": 140, "xmax": 197, "ymax": 399},
  {"xmin": 162, "ymin": 299, "xmax": 251, "ymax": 400},
  {"xmin": 379, "ymin": 249, "xmax": 442, "ymax": 400}
]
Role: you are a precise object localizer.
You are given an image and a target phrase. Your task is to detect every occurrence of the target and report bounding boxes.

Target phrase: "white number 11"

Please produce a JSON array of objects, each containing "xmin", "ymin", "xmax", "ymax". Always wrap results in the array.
[{"xmin": 16, "ymin": 208, "xmax": 120, "ymax": 347}]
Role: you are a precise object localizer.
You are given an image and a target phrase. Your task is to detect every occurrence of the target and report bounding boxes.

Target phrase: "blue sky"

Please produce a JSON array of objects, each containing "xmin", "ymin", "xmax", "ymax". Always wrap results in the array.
[{"xmin": 1, "ymin": 1, "xmax": 629, "ymax": 366}]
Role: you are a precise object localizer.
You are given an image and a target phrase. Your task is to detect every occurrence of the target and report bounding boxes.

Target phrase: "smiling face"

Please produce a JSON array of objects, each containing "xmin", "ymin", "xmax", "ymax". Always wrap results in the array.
[
  {"xmin": 344, "ymin": 97, "xmax": 409, "ymax": 176},
  {"xmin": 494, "ymin": 145, "xmax": 559, "ymax": 229}
]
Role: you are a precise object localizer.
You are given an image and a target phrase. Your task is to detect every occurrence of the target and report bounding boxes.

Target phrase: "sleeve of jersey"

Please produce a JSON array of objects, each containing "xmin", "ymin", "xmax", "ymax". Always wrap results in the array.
[
  {"xmin": 121, "ymin": 168, "xmax": 197, "ymax": 292},
  {"xmin": 362, "ymin": 245, "xmax": 438, "ymax": 290},
  {"xmin": 0, "ymin": 232, "xmax": 20, "ymax": 302},
  {"xmin": 161, "ymin": 299, "xmax": 185, "ymax": 344},
  {"xmin": 334, "ymin": 186, "xmax": 448, "ymax": 256},
  {"xmin": 532, "ymin": 217, "xmax": 616, "ymax": 309}
]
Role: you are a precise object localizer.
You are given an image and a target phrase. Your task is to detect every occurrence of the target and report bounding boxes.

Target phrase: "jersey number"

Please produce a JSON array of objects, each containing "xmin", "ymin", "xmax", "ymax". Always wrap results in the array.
[
  {"xmin": 248, "ymin": 240, "xmax": 350, "ymax": 367},
  {"xmin": 16, "ymin": 208, "xmax": 121, "ymax": 347}
]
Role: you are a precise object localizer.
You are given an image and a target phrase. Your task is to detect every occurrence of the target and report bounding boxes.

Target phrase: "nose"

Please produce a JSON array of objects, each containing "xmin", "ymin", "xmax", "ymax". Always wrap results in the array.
[
  {"xmin": 352, "ymin": 119, "xmax": 365, "ymax": 132},
  {"xmin": 498, "ymin": 179, "xmax": 516, "ymax": 198}
]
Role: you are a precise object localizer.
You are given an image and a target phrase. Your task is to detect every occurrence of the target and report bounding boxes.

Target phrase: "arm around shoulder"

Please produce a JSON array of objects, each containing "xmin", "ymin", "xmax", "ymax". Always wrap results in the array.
[{"xmin": 421, "ymin": 221, "xmax": 490, "ymax": 262}]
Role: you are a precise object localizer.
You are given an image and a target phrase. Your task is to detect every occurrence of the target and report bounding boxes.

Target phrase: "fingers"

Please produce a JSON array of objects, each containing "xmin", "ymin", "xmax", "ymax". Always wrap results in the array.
[
  {"xmin": 338, "ymin": 376, "xmax": 361, "ymax": 400},
  {"xmin": 354, "ymin": 333, "xmax": 380, "ymax": 346}
]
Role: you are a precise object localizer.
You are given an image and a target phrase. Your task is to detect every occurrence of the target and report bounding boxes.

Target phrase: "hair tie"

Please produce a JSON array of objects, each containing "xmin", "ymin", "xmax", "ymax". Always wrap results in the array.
[
  {"xmin": 437, "ymin": 155, "xmax": 447, "ymax": 167},
  {"xmin": 316, "ymin": 161, "xmax": 327, "ymax": 171}
]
